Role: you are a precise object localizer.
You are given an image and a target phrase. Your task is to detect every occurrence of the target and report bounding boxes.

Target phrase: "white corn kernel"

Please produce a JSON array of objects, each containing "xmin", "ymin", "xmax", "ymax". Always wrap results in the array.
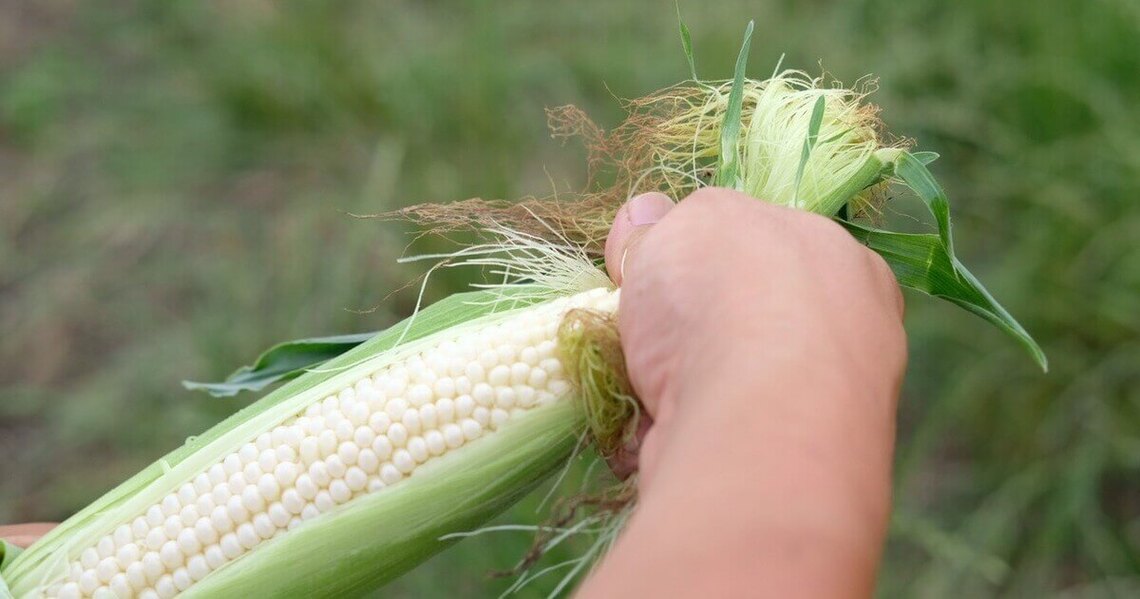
[
  {"xmin": 436, "ymin": 397, "xmax": 456, "ymax": 421},
  {"xmin": 353, "ymin": 426, "xmax": 375, "ymax": 449},
  {"xmin": 141, "ymin": 552, "xmax": 163, "ymax": 581},
  {"xmin": 357, "ymin": 449, "xmax": 380, "ymax": 474},
  {"xmin": 442, "ymin": 424, "xmax": 464, "ymax": 449},
  {"xmin": 367, "ymin": 411, "xmax": 391, "ymax": 433},
  {"xmin": 79, "ymin": 571, "xmax": 99, "ymax": 594},
  {"xmin": 329, "ymin": 481, "xmax": 352, "ymax": 504},
  {"xmin": 236, "ymin": 523, "xmax": 259, "ymax": 549},
  {"xmin": 282, "ymin": 489, "xmax": 305, "ymax": 514},
  {"xmin": 387, "ymin": 423, "xmax": 408, "ymax": 447},
  {"xmin": 325, "ymin": 455, "xmax": 347, "ymax": 479},
  {"xmin": 97, "ymin": 536, "xmax": 116, "ymax": 559},
  {"xmin": 173, "ymin": 568, "xmax": 192, "ymax": 591},
  {"xmin": 407, "ymin": 384, "xmax": 432, "ymax": 407},
  {"xmin": 425, "ymin": 431, "xmax": 446, "ymax": 455},
  {"xmin": 219, "ymin": 534, "xmax": 242, "ymax": 559},
  {"xmin": 179, "ymin": 506, "xmax": 198, "ymax": 528},
  {"xmin": 407, "ymin": 438, "xmax": 428, "ymax": 463},
  {"xmin": 268, "ymin": 502, "xmax": 291, "ymax": 528},
  {"xmin": 337, "ymin": 442, "xmax": 359, "ymax": 465},
  {"xmin": 161, "ymin": 517, "xmax": 181, "ymax": 540},
  {"xmin": 379, "ymin": 464, "xmax": 402, "ymax": 485},
  {"xmin": 225, "ymin": 496, "xmax": 248, "ymax": 525},
  {"xmin": 253, "ymin": 514, "xmax": 275, "ymax": 539},
  {"xmin": 176, "ymin": 528, "xmax": 200, "ymax": 556},
  {"xmin": 274, "ymin": 462, "xmax": 298, "ymax": 487},
  {"xmin": 154, "ymin": 575, "xmax": 175, "ymax": 598},
  {"xmin": 385, "ymin": 399, "xmax": 408, "ymax": 421},
  {"xmin": 487, "ymin": 365, "xmax": 510, "ymax": 386},
  {"xmin": 187, "ymin": 555, "xmax": 210, "ymax": 582},
  {"xmin": 203, "ymin": 545, "xmax": 225, "ymax": 571},
  {"xmin": 95, "ymin": 558, "xmax": 117, "ymax": 584},
  {"xmin": 345, "ymin": 467, "xmax": 367, "ymax": 492},
  {"xmin": 194, "ymin": 495, "xmax": 214, "ymax": 516},
  {"xmin": 158, "ymin": 542, "xmax": 182, "ymax": 569},
  {"xmin": 295, "ymin": 474, "xmax": 317, "ymax": 500},
  {"xmin": 461, "ymin": 419, "xmax": 483, "ymax": 441},
  {"xmin": 257, "ymin": 474, "xmax": 281, "ymax": 501},
  {"xmin": 114, "ymin": 544, "xmax": 139, "ymax": 570},
  {"xmin": 130, "ymin": 517, "xmax": 149, "ymax": 540}
]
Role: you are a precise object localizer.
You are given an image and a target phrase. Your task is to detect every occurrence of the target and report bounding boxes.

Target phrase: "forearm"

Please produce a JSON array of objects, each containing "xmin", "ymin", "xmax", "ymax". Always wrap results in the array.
[{"xmin": 580, "ymin": 358, "xmax": 895, "ymax": 597}]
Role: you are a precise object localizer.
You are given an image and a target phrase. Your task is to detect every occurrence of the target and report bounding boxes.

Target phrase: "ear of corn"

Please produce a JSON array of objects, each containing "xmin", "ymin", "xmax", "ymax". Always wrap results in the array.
[
  {"xmin": 6, "ymin": 288, "xmax": 505, "ymax": 594},
  {"xmin": 181, "ymin": 401, "xmax": 583, "ymax": 598},
  {"xmin": 4, "ymin": 286, "xmax": 619, "ymax": 598}
]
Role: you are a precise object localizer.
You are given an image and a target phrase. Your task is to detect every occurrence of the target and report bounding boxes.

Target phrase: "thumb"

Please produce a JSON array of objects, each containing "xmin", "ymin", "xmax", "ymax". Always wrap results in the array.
[
  {"xmin": 604, "ymin": 192, "xmax": 675, "ymax": 285},
  {"xmin": 601, "ymin": 192, "xmax": 673, "ymax": 480}
]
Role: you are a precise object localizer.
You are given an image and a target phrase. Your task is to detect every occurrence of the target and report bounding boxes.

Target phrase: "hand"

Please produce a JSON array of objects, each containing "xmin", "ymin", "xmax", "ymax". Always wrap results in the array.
[
  {"xmin": 0, "ymin": 523, "xmax": 56, "ymax": 549},
  {"xmin": 581, "ymin": 188, "xmax": 906, "ymax": 597}
]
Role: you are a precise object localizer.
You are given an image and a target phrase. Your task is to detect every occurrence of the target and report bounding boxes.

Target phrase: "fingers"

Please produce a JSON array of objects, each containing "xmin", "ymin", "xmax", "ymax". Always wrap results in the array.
[
  {"xmin": 865, "ymin": 249, "xmax": 905, "ymax": 321},
  {"xmin": 0, "ymin": 522, "xmax": 57, "ymax": 548},
  {"xmin": 604, "ymin": 410, "xmax": 654, "ymax": 481},
  {"xmin": 604, "ymin": 192, "xmax": 675, "ymax": 285},
  {"xmin": 601, "ymin": 192, "xmax": 673, "ymax": 479}
]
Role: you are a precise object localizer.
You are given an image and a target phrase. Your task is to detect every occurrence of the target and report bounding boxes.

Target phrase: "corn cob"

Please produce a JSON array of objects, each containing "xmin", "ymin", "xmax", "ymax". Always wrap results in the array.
[{"xmin": 6, "ymin": 287, "xmax": 619, "ymax": 598}]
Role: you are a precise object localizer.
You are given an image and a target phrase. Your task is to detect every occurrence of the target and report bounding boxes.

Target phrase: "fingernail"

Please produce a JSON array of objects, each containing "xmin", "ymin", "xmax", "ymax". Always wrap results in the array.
[{"xmin": 627, "ymin": 192, "xmax": 675, "ymax": 227}]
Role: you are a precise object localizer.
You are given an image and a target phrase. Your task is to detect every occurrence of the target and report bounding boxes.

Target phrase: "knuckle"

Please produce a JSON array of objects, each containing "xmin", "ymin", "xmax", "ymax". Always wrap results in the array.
[
  {"xmin": 864, "ymin": 249, "xmax": 904, "ymax": 308},
  {"xmin": 798, "ymin": 211, "xmax": 851, "ymax": 242},
  {"xmin": 863, "ymin": 247, "xmax": 895, "ymax": 284},
  {"xmin": 887, "ymin": 318, "xmax": 909, "ymax": 370},
  {"xmin": 677, "ymin": 186, "xmax": 756, "ymax": 216},
  {"xmin": 682, "ymin": 186, "xmax": 734, "ymax": 206}
]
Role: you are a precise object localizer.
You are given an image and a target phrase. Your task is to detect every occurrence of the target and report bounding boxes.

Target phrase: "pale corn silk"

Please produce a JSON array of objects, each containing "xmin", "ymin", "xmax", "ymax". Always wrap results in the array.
[{"xmin": 39, "ymin": 288, "xmax": 619, "ymax": 599}]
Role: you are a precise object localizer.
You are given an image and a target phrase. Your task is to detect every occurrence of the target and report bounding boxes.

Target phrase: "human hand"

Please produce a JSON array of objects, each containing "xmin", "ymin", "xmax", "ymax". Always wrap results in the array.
[
  {"xmin": 581, "ymin": 188, "xmax": 906, "ymax": 597},
  {"xmin": 0, "ymin": 523, "xmax": 55, "ymax": 549}
]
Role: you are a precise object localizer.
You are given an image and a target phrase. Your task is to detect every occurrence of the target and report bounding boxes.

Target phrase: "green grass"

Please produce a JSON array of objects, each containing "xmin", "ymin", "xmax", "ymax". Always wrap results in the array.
[{"xmin": 2, "ymin": 0, "xmax": 1138, "ymax": 596}]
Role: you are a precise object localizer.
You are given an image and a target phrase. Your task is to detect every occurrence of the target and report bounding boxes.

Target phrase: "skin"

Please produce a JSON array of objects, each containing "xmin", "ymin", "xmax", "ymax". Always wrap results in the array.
[
  {"xmin": 580, "ymin": 188, "xmax": 907, "ymax": 598},
  {"xmin": 0, "ymin": 523, "xmax": 55, "ymax": 549},
  {"xmin": 2, "ymin": 188, "xmax": 905, "ymax": 597}
]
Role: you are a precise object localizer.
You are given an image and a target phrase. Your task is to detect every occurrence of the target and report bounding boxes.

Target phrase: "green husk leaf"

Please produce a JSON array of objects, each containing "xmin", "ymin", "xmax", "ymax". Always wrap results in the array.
[
  {"xmin": 1, "ymin": 539, "xmax": 21, "ymax": 599},
  {"xmin": 793, "ymin": 95, "xmax": 827, "ymax": 205},
  {"xmin": 183, "ymin": 401, "xmax": 585, "ymax": 598},
  {"xmin": 676, "ymin": 2, "xmax": 697, "ymax": 80},
  {"xmin": 5, "ymin": 287, "xmax": 551, "ymax": 595},
  {"xmin": 839, "ymin": 220, "xmax": 1047, "ymax": 371},
  {"xmin": 910, "ymin": 150, "xmax": 940, "ymax": 165},
  {"xmin": 182, "ymin": 332, "xmax": 378, "ymax": 397},
  {"xmin": 0, "ymin": 539, "xmax": 20, "ymax": 574},
  {"xmin": 828, "ymin": 149, "xmax": 1045, "ymax": 370},
  {"xmin": 713, "ymin": 20, "xmax": 754, "ymax": 188},
  {"xmin": 893, "ymin": 150, "xmax": 954, "ymax": 254}
]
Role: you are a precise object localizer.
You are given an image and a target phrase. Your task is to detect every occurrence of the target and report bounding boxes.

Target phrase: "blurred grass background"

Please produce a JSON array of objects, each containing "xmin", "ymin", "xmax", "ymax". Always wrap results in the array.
[{"xmin": 2, "ymin": 0, "xmax": 1138, "ymax": 596}]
